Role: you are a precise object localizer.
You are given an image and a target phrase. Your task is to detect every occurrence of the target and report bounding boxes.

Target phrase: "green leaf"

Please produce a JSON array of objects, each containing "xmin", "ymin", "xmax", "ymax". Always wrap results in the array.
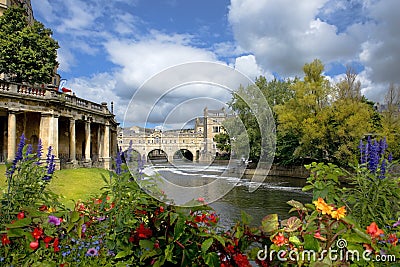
[
  {"xmin": 174, "ymin": 218, "xmax": 185, "ymax": 239},
  {"xmin": 201, "ymin": 238, "xmax": 214, "ymax": 253},
  {"xmin": 115, "ymin": 250, "xmax": 133, "ymax": 259},
  {"xmin": 302, "ymin": 185, "xmax": 314, "ymax": 192},
  {"xmin": 204, "ymin": 252, "xmax": 220, "ymax": 267},
  {"xmin": 283, "ymin": 216, "xmax": 302, "ymax": 232},
  {"xmin": 241, "ymin": 210, "xmax": 252, "ymax": 225},
  {"xmin": 213, "ymin": 235, "xmax": 225, "ymax": 247},
  {"xmin": 260, "ymin": 214, "xmax": 279, "ymax": 233},
  {"xmin": 289, "ymin": 236, "xmax": 302, "ymax": 246},
  {"xmin": 304, "ymin": 234, "xmax": 319, "ymax": 251},
  {"xmin": 7, "ymin": 228, "xmax": 26, "ymax": 237},
  {"xmin": 70, "ymin": 211, "xmax": 80, "ymax": 223},
  {"xmin": 5, "ymin": 218, "xmax": 31, "ymax": 228},
  {"xmin": 139, "ymin": 239, "xmax": 154, "ymax": 250}
]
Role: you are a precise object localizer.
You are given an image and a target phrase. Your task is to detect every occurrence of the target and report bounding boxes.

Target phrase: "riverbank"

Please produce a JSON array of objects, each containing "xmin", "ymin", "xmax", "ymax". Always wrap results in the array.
[{"xmin": 244, "ymin": 165, "xmax": 309, "ymax": 179}]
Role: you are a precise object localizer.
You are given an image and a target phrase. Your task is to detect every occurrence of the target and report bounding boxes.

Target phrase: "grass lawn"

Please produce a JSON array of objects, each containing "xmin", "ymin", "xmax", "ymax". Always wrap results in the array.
[{"xmin": 0, "ymin": 164, "xmax": 109, "ymax": 209}]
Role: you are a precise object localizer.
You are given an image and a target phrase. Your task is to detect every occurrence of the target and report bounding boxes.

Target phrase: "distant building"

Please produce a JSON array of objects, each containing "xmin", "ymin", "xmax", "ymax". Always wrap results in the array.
[
  {"xmin": 0, "ymin": 0, "xmax": 34, "ymax": 24},
  {"xmin": 118, "ymin": 107, "xmax": 230, "ymax": 162}
]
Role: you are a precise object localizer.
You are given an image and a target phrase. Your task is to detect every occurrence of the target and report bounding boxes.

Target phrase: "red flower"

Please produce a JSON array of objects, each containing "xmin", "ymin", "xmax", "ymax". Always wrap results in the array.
[
  {"xmin": 30, "ymin": 240, "xmax": 39, "ymax": 250},
  {"xmin": 32, "ymin": 227, "xmax": 43, "ymax": 240},
  {"xmin": 17, "ymin": 212, "xmax": 25, "ymax": 220},
  {"xmin": 366, "ymin": 222, "xmax": 384, "ymax": 239},
  {"xmin": 136, "ymin": 223, "xmax": 152, "ymax": 239},
  {"xmin": 1, "ymin": 234, "xmax": 10, "ymax": 245},
  {"xmin": 388, "ymin": 234, "xmax": 398, "ymax": 246},
  {"xmin": 154, "ymin": 241, "xmax": 160, "ymax": 249},
  {"xmin": 53, "ymin": 237, "xmax": 60, "ymax": 252},
  {"xmin": 159, "ymin": 206, "xmax": 164, "ymax": 213},
  {"xmin": 39, "ymin": 205, "xmax": 48, "ymax": 211},
  {"xmin": 43, "ymin": 236, "xmax": 53, "ymax": 248},
  {"xmin": 271, "ymin": 232, "xmax": 288, "ymax": 246},
  {"xmin": 314, "ymin": 231, "xmax": 327, "ymax": 241},
  {"xmin": 233, "ymin": 253, "xmax": 251, "ymax": 267},
  {"xmin": 128, "ymin": 235, "xmax": 135, "ymax": 243}
]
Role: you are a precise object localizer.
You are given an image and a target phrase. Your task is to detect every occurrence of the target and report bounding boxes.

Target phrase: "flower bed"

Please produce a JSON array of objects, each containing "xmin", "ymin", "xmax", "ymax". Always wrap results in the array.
[{"xmin": 0, "ymin": 136, "xmax": 399, "ymax": 266}]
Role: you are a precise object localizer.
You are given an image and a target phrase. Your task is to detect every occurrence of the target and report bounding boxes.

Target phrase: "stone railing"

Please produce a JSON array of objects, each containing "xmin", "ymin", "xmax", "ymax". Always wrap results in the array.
[{"xmin": 0, "ymin": 80, "xmax": 111, "ymax": 115}]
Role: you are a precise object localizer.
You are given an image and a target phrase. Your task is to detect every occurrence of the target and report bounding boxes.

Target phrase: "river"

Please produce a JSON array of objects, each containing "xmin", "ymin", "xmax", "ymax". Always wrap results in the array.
[{"xmin": 144, "ymin": 162, "xmax": 312, "ymax": 228}]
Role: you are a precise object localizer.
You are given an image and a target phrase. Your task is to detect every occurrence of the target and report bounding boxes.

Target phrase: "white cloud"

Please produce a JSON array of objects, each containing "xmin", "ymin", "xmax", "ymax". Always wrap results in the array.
[
  {"xmin": 234, "ymin": 55, "xmax": 272, "ymax": 81},
  {"xmin": 228, "ymin": 0, "xmax": 400, "ymax": 102}
]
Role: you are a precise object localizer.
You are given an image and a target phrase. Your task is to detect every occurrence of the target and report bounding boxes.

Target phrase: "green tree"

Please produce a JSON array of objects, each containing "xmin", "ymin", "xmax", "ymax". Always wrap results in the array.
[
  {"xmin": 0, "ymin": 6, "xmax": 59, "ymax": 84},
  {"xmin": 213, "ymin": 133, "xmax": 231, "ymax": 153},
  {"xmin": 275, "ymin": 59, "xmax": 332, "ymax": 162},
  {"xmin": 380, "ymin": 83, "xmax": 400, "ymax": 158},
  {"xmin": 275, "ymin": 60, "xmax": 374, "ymax": 165},
  {"xmin": 228, "ymin": 77, "xmax": 293, "ymax": 162}
]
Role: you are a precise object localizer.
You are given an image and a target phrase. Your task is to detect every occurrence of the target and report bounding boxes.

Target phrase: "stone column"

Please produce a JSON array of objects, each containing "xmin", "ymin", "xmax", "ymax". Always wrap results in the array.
[
  {"xmin": 39, "ymin": 113, "xmax": 60, "ymax": 169},
  {"xmin": 7, "ymin": 111, "xmax": 16, "ymax": 161},
  {"xmin": 102, "ymin": 123, "xmax": 111, "ymax": 169},
  {"xmin": 69, "ymin": 118, "xmax": 76, "ymax": 163},
  {"xmin": 84, "ymin": 120, "xmax": 91, "ymax": 162}
]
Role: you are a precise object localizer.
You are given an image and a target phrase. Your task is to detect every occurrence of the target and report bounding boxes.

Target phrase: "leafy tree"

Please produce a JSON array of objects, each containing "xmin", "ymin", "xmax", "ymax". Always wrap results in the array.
[
  {"xmin": 380, "ymin": 83, "xmax": 400, "ymax": 158},
  {"xmin": 213, "ymin": 133, "xmax": 231, "ymax": 153},
  {"xmin": 0, "ymin": 6, "xmax": 59, "ymax": 84},
  {"xmin": 275, "ymin": 60, "xmax": 374, "ymax": 165},
  {"xmin": 228, "ymin": 77, "xmax": 293, "ymax": 162},
  {"xmin": 275, "ymin": 59, "xmax": 332, "ymax": 162}
]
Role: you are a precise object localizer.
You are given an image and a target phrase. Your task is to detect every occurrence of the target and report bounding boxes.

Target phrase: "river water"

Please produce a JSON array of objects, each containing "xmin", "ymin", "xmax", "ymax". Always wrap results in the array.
[{"xmin": 144, "ymin": 162, "xmax": 312, "ymax": 228}]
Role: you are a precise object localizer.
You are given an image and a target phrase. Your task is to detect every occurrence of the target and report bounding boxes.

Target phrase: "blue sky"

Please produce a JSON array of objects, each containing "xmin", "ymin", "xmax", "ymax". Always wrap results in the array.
[{"xmin": 31, "ymin": 0, "xmax": 400, "ymax": 126}]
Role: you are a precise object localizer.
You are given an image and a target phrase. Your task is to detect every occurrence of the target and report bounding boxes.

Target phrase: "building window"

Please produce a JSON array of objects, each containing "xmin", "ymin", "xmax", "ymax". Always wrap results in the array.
[{"xmin": 213, "ymin": 126, "xmax": 220, "ymax": 133}]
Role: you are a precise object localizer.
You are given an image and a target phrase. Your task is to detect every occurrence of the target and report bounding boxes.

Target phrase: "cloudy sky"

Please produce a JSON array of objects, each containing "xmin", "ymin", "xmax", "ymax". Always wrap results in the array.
[{"xmin": 31, "ymin": 0, "xmax": 400, "ymax": 127}]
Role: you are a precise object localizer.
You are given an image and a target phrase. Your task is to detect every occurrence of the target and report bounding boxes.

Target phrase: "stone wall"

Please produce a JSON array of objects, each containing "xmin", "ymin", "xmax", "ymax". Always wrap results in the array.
[{"xmin": 244, "ymin": 165, "xmax": 310, "ymax": 179}]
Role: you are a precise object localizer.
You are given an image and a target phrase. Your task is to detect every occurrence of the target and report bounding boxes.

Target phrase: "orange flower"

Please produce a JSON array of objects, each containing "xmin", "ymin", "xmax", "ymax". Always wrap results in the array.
[
  {"xmin": 366, "ymin": 222, "xmax": 384, "ymax": 239},
  {"xmin": 313, "ymin": 198, "xmax": 333, "ymax": 215},
  {"xmin": 331, "ymin": 206, "xmax": 346, "ymax": 220},
  {"xmin": 271, "ymin": 232, "xmax": 288, "ymax": 246}
]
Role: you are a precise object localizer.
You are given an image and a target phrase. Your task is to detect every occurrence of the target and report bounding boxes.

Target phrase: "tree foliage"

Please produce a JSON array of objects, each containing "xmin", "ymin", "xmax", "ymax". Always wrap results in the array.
[
  {"xmin": 226, "ymin": 77, "xmax": 293, "ymax": 162},
  {"xmin": 0, "ymin": 6, "xmax": 59, "ymax": 84},
  {"xmin": 225, "ymin": 59, "xmax": 381, "ymax": 166}
]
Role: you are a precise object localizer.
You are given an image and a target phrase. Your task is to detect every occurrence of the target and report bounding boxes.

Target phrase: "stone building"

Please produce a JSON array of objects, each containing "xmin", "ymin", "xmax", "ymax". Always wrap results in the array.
[
  {"xmin": 118, "ymin": 107, "xmax": 229, "ymax": 163},
  {"xmin": 0, "ymin": 0, "xmax": 34, "ymax": 24},
  {"xmin": 0, "ymin": 81, "xmax": 118, "ymax": 169}
]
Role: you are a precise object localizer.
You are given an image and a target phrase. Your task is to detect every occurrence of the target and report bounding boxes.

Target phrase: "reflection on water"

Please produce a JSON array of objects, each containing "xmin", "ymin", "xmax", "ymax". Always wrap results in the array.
[{"xmin": 146, "ymin": 163, "xmax": 312, "ymax": 228}]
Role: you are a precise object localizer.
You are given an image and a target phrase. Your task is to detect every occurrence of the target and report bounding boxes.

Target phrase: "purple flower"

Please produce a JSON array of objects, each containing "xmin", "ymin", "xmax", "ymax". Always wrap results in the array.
[
  {"xmin": 96, "ymin": 216, "xmax": 106, "ymax": 222},
  {"xmin": 393, "ymin": 220, "xmax": 400, "ymax": 228},
  {"xmin": 48, "ymin": 215, "xmax": 61, "ymax": 226},
  {"xmin": 125, "ymin": 140, "xmax": 133, "ymax": 163},
  {"xmin": 6, "ymin": 134, "xmax": 26, "ymax": 177},
  {"xmin": 379, "ymin": 159, "xmax": 386, "ymax": 179},
  {"xmin": 43, "ymin": 147, "xmax": 55, "ymax": 181},
  {"xmin": 25, "ymin": 144, "xmax": 33, "ymax": 156},
  {"xmin": 388, "ymin": 153, "xmax": 393, "ymax": 163},
  {"xmin": 81, "ymin": 224, "xmax": 87, "ymax": 233},
  {"xmin": 86, "ymin": 247, "xmax": 99, "ymax": 256},
  {"xmin": 114, "ymin": 147, "xmax": 122, "ymax": 175}
]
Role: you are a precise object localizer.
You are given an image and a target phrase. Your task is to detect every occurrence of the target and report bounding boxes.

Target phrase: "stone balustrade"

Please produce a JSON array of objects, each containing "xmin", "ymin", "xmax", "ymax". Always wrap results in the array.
[{"xmin": 0, "ymin": 80, "xmax": 109, "ymax": 116}]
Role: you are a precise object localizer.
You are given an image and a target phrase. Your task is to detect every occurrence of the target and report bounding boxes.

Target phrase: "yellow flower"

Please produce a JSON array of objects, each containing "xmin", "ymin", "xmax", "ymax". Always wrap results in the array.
[
  {"xmin": 313, "ymin": 198, "xmax": 333, "ymax": 215},
  {"xmin": 331, "ymin": 206, "xmax": 346, "ymax": 220}
]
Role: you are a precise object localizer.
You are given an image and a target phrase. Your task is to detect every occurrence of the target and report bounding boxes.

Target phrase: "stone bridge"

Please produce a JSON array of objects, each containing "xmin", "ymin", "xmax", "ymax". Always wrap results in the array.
[
  {"xmin": 118, "ymin": 127, "xmax": 216, "ymax": 163},
  {"xmin": 0, "ymin": 80, "xmax": 118, "ymax": 169}
]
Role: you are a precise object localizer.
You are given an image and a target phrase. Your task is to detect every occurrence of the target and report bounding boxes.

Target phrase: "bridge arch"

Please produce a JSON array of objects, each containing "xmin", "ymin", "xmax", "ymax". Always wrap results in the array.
[
  {"xmin": 173, "ymin": 149, "xmax": 194, "ymax": 161},
  {"xmin": 122, "ymin": 148, "xmax": 141, "ymax": 163},
  {"xmin": 147, "ymin": 149, "xmax": 168, "ymax": 163}
]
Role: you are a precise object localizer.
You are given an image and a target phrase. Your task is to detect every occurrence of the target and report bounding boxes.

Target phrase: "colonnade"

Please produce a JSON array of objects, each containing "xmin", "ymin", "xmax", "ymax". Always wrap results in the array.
[{"xmin": 5, "ymin": 111, "xmax": 112, "ymax": 170}]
